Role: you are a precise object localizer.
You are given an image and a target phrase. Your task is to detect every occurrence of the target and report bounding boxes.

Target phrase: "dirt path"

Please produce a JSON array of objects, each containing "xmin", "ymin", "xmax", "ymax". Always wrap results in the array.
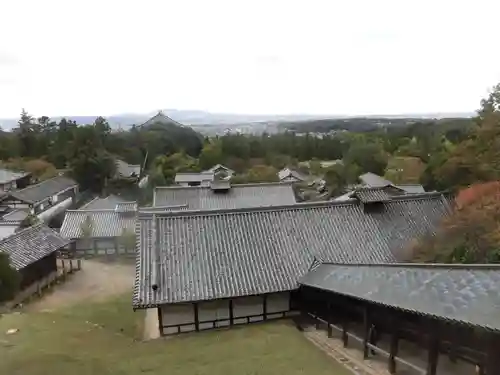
[{"xmin": 26, "ymin": 259, "xmax": 135, "ymax": 312}]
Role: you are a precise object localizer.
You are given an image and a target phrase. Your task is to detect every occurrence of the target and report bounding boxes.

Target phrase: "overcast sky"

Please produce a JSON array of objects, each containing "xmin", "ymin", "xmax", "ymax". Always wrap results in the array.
[{"xmin": 1, "ymin": 0, "xmax": 499, "ymax": 118}]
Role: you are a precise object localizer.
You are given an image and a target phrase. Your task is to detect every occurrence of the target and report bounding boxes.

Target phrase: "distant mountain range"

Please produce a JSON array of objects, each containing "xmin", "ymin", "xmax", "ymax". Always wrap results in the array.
[{"xmin": 0, "ymin": 109, "xmax": 476, "ymax": 131}]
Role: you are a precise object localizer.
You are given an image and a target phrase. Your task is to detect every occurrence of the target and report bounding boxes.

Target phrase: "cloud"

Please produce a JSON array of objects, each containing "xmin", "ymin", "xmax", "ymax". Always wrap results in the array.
[
  {"xmin": 0, "ymin": 0, "xmax": 499, "ymax": 117},
  {"xmin": 0, "ymin": 53, "xmax": 18, "ymax": 66}
]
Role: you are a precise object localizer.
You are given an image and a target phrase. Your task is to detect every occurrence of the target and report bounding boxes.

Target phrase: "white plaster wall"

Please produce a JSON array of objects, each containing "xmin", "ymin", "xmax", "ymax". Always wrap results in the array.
[
  {"xmin": 267, "ymin": 292, "xmax": 290, "ymax": 319},
  {"xmin": 233, "ymin": 296, "xmax": 264, "ymax": 324},
  {"xmin": 198, "ymin": 300, "xmax": 230, "ymax": 330},
  {"xmin": 161, "ymin": 303, "xmax": 196, "ymax": 335},
  {"xmin": 94, "ymin": 238, "xmax": 116, "ymax": 254}
]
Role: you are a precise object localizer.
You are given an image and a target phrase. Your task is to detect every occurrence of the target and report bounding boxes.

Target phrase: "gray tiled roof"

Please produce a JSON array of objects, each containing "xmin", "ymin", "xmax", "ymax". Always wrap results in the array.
[
  {"xmin": 2, "ymin": 209, "xmax": 29, "ymax": 222},
  {"xmin": 300, "ymin": 263, "xmax": 500, "ymax": 331},
  {"xmin": 139, "ymin": 204, "xmax": 189, "ymax": 212},
  {"xmin": 395, "ymin": 184, "xmax": 426, "ymax": 194},
  {"xmin": 174, "ymin": 172, "xmax": 214, "ymax": 184},
  {"xmin": 139, "ymin": 111, "xmax": 184, "ymax": 128},
  {"xmin": 80, "ymin": 195, "xmax": 126, "ymax": 210},
  {"xmin": 0, "ymin": 169, "xmax": 29, "ymax": 185},
  {"xmin": 115, "ymin": 159, "xmax": 140, "ymax": 177},
  {"xmin": 133, "ymin": 193, "xmax": 452, "ymax": 308},
  {"xmin": 60, "ymin": 210, "xmax": 136, "ymax": 239},
  {"xmin": 10, "ymin": 176, "xmax": 77, "ymax": 204},
  {"xmin": 353, "ymin": 187, "xmax": 391, "ymax": 203},
  {"xmin": 115, "ymin": 202, "xmax": 137, "ymax": 213},
  {"xmin": 153, "ymin": 182, "xmax": 297, "ymax": 210},
  {"xmin": 0, "ymin": 223, "xmax": 69, "ymax": 270},
  {"xmin": 359, "ymin": 172, "xmax": 393, "ymax": 187}
]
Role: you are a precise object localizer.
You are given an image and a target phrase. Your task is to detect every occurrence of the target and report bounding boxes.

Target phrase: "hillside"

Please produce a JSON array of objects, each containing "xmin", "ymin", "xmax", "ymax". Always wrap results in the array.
[{"xmin": 0, "ymin": 110, "xmax": 475, "ymax": 132}]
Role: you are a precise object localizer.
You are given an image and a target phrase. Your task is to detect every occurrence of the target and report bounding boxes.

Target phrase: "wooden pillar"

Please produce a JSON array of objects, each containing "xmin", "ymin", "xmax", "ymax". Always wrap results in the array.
[
  {"xmin": 157, "ymin": 307, "xmax": 164, "ymax": 336},
  {"xmin": 484, "ymin": 332, "xmax": 500, "ymax": 375},
  {"xmin": 326, "ymin": 302, "xmax": 332, "ymax": 338},
  {"xmin": 315, "ymin": 304, "xmax": 320, "ymax": 329},
  {"xmin": 362, "ymin": 307, "xmax": 371, "ymax": 359},
  {"xmin": 194, "ymin": 303, "xmax": 200, "ymax": 331},
  {"xmin": 229, "ymin": 299, "xmax": 234, "ymax": 326},
  {"xmin": 426, "ymin": 320, "xmax": 440, "ymax": 375},
  {"xmin": 263, "ymin": 295, "xmax": 268, "ymax": 320},
  {"xmin": 342, "ymin": 321, "xmax": 349, "ymax": 347},
  {"xmin": 388, "ymin": 314, "xmax": 399, "ymax": 374}
]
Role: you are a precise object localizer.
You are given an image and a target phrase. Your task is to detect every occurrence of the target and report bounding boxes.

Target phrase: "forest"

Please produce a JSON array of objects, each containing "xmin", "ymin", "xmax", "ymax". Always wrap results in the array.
[{"xmin": 0, "ymin": 84, "xmax": 499, "ymax": 265}]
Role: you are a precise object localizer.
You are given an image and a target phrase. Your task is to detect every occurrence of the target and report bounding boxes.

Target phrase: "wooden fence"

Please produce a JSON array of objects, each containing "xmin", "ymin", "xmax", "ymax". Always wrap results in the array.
[{"xmin": 1, "ymin": 258, "xmax": 82, "ymax": 311}]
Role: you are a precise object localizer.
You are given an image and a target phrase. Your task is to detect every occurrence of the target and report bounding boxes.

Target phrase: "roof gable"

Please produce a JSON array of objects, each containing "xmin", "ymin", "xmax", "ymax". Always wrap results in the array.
[
  {"xmin": 278, "ymin": 168, "xmax": 306, "ymax": 181},
  {"xmin": 139, "ymin": 111, "xmax": 184, "ymax": 128},
  {"xmin": 0, "ymin": 224, "xmax": 69, "ymax": 270},
  {"xmin": 134, "ymin": 193, "xmax": 452, "ymax": 307},
  {"xmin": 205, "ymin": 164, "xmax": 234, "ymax": 174},
  {"xmin": 153, "ymin": 182, "xmax": 297, "ymax": 210}
]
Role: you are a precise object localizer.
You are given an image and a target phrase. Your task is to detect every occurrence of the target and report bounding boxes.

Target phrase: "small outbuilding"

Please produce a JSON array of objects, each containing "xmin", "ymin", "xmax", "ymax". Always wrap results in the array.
[{"xmin": 0, "ymin": 223, "xmax": 69, "ymax": 290}]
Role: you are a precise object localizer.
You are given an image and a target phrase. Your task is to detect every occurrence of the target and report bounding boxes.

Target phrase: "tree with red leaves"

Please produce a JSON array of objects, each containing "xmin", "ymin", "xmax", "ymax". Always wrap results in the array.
[{"xmin": 412, "ymin": 182, "xmax": 500, "ymax": 263}]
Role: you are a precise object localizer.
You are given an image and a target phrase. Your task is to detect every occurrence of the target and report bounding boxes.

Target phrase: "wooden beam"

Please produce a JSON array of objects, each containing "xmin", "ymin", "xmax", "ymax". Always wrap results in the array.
[
  {"xmin": 363, "ymin": 307, "xmax": 370, "ymax": 359},
  {"xmin": 426, "ymin": 321, "xmax": 440, "ymax": 375},
  {"xmin": 157, "ymin": 307, "xmax": 164, "ymax": 337},
  {"xmin": 342, "ymin": 321, "xmax": 349, "ymax": 347},
  {"xmin": 388, "ymin": 313, "xmax": 399, "ymax": 374},
  {"xmin": 326, "ymin": 301, "xmax": 333, "ymax": 338},
  {"xmin": 484, "ymin": 332, "xmax": 500, "ymax": 375},
  {"xmin": 194, "ymin": 303, "xmax": 199, "ymax": 331},
  {"xmin": 229, "ymin": 299, "xmax": 234, "ymax": 326},
  {"xmin": 263, "ymin": 295, "xmax": 268, "ymax": 320}
]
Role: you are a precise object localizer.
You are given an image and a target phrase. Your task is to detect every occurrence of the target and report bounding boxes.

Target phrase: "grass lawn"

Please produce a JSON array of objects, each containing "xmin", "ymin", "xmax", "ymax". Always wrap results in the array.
[{"xmin": 0, "ymin": 294, "xmax": 351, "ymax": 375}]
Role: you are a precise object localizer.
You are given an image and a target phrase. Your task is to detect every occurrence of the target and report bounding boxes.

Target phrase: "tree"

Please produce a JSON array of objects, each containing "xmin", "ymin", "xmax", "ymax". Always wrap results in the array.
[
  {"xmin": 67, "ymin": 126, "xmax": 116, "ymax": 192},
  {"xmin": 80, "ymin": 215, "xmax": 94, "ymax": 249},
  {"xmin": 232, "ymin": 165, "xmax": 278, "ymax": 184},
  {"xmin": 0, "ymin": 253, "xmax": 20, "ymax": 303},
  {"xmin": 410, "ymin": 182, "xmax": 500, "ymax": 263},
  {"xmin": 198, "ymin": 141, "xmax": 223, "ymax": 170},
  {"xmin": 16, "ymin": 109, "xmax": 36, "ymax": 157},
  {"xmin": 16, "ymin": 214, "xmax": 40, "ymax": 232},
  {"xmin": 344, "ymin": 141, "xmax": 388, "ymax": 176},
  {"xmin": 325, "ymin": 163, "xmax": 360, "ymax": 198}
]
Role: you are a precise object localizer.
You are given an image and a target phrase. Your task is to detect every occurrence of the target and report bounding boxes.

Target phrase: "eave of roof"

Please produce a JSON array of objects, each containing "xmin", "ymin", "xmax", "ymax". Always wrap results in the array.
[
  {"xmin": 0, "ymin": 223, "xmax": 69, "ymax": 270},
  {"xmin": 9, "ymin": 176, "xmax": 78, "ymax": 204},
  {"xmin": 300, "ymin": 263, "xmax": 500, "ymax": 332}
]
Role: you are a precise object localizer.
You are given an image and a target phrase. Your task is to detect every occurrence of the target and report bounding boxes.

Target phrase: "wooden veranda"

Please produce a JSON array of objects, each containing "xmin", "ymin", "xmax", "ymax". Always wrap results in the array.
[{"xmin": 298, "ymin": 287, "xmax": 500, "ymax": 375}]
